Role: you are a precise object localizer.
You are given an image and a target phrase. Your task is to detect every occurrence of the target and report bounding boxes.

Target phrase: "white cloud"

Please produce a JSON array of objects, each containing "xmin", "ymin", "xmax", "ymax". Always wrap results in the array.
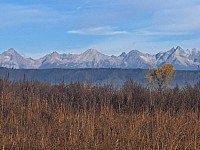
[
  {"xmin": 66, "ymin": 0, "xmax": 200, "ymax": 36},
  {"xmin": 1, "ymin": 0, "xmax": 200, "ymax": 56},
  {"xmin": 67, "ymin": 26, "xmax": 128, "ymax": 35}
]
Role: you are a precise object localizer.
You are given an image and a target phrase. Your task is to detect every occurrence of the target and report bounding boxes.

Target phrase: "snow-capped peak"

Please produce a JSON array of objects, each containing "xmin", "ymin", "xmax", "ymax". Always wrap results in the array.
[
  {"xmin": 3, "ymin": 48, "xmax": 18, "ymax": 55},
  {"xmin": 76, "ymin": 49, "xmax": 107, "ymax": 62},
  {"xmin": 0, "ymin": 46, "xmax": 200, "ymax": 70},
  {"xmin": 175, "ymin": 46, "xmax": 183, "ymax": 50},
  {"xmin": 156, "ymin": 46, "xmax": 199, "ymax": 69},
  {"xmin": 119, "ymin": 52, "xmax": 127, "ymax": 57},
  {"xmin": 0, "ymin": 48, "xmax": 38, "ymax": 69},
  {"xmin": 51, "ymin": 51, "xmax": 59, "ymax": 55},
  {"xmin": 82, "ymin": 49, "xmax": 102, "ymax": 55}
]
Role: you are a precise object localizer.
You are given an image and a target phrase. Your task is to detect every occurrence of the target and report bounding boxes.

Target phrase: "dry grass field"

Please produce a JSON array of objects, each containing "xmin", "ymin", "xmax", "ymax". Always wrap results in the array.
[{"xmin": 1, "ymin": 78, "xmax": 200, "ymax": 149}]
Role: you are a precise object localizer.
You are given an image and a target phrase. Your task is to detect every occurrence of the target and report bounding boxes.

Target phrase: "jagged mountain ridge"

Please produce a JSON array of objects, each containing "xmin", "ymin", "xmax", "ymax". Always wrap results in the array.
[
  {"xmin": 0, "ymin": 48, "xmax": 37, "ymax": 69},
  {"xmin": 0, "ymin": 46, "xmax": 200, "ymax": 70}
]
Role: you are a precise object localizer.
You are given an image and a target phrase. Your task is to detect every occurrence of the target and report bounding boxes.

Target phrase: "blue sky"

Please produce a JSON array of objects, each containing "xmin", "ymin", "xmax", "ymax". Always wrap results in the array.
[{"xmin": 0, "ymin": 0, "xmax": 200, "ymax": 58}]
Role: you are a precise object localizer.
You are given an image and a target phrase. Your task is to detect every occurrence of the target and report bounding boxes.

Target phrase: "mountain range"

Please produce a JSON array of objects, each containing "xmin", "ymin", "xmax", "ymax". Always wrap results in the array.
[{"xmin": 0, "ymin": 46, "xmax": 200, "ymax": 70}]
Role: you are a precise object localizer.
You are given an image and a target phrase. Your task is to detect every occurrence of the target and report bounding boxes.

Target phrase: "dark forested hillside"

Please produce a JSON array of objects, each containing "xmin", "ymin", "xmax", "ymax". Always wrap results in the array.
[{"xmin": 0, "ymin": 68, "xmax": 200, "ymax": 87}]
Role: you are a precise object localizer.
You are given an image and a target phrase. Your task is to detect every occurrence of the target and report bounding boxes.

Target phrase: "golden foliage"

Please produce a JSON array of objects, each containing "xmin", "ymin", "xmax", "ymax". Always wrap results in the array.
[{"xmin": 146, "ymin": 64, "xmax": 175, "ymax": 92}]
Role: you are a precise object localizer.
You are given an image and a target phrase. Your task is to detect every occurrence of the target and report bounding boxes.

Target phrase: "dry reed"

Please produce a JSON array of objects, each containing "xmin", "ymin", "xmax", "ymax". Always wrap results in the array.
[{"xmin": 1, "ymin": 78, "xmax": 200, "ymax": 149}]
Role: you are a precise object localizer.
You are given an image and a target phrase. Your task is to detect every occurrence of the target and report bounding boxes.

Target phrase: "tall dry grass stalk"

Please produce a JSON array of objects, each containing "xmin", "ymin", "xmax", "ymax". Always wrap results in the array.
[{"xmin": 0, "ymin": 78, "xmax": 200, "ymax": 149}]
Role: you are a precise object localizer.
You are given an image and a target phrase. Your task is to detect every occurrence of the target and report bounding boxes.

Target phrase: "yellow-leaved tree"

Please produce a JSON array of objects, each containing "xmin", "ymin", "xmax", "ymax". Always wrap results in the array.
[{"xmin": 146, "ymin": 64, "xmax": 175, "ymax": 93}]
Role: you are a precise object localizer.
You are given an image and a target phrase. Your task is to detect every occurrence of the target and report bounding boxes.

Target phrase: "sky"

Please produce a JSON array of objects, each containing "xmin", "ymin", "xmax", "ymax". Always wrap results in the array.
[{"xmin": 0, "ymin": 0, "xmax": 200, "ymax": 58}]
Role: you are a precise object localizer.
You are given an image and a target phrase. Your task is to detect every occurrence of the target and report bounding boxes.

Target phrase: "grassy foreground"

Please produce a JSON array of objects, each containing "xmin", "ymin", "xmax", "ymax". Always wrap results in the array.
[{"xmin": 1, "ymin": 78, "xmax": 200, "ymax": 149}]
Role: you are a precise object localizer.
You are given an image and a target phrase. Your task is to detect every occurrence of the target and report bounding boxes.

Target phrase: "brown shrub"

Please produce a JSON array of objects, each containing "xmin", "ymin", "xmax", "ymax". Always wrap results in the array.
[{"xmin": 1, "ymin": 78, "xmax": 200, "ymax": 149}]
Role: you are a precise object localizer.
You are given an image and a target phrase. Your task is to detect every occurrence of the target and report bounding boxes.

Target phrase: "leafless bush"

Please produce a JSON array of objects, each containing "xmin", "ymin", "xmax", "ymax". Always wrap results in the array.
[{"xmin": 1, "ymin": 78, "xmax": 200, "ymax": 149}]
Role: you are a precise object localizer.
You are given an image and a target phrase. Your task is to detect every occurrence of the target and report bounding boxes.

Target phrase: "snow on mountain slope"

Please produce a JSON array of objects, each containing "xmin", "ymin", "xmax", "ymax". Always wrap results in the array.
[
  {"xmin": 0, "ymin": 48, "xmax": 37, "ymax": 69},
  {"xmin": 156, "ymin": 46, "xmax": 199, "ymax": 70},
  {"xmin": 73, "ymin": 49, "xmax": 122, "ymax": 68},
  {"xmin": 76, "ymin": 49, "xmax": 105, "ymax": 62},
  {"xmin": 190, "ymin": 48, "xmax": 200, "ymax": 63},
  {"xmin": 121, "ymin": 50, "xmax": 156, "ymax": 68},
  {"xmin": 38, "ymin": 51, "xmax": 77, "ymax": 68},
  {"xmin": 39, "ymin": 49, "xmax": 122, "ymax": 68},
  {"xmin": 0, "ymin": 47, "xmax": 200, "ymax": 70}
]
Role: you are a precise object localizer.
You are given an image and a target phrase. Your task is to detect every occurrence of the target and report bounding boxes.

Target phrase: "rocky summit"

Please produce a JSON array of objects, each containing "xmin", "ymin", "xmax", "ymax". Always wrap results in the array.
[{"xmin": 0, "ymin": 46, "xmax": 200, "ymax": 70}]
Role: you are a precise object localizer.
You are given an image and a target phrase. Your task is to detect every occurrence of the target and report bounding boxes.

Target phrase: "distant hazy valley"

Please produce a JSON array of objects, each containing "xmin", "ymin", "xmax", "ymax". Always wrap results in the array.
[
  {"xmin": 1, "ymin": 46, "xmax": 200, "ymax": 70},
  {"xmin": 0, "ymin": 68, "xmax": 199, "ymax": 88}
]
